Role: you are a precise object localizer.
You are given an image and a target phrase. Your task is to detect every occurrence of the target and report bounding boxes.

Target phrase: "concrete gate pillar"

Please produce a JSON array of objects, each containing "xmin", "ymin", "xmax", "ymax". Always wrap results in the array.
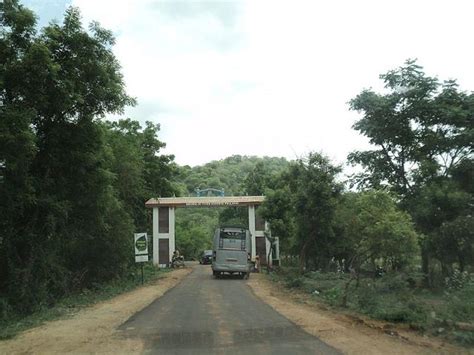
[
  {"xmin": 152, "ymin": 206, "xmax": 175, "ymax": 267},
  {"xmin": 153, "ymin": 207, "xmax": 159, "ymax": 265},
  {"xmin": 169, "ymin": 207, "xmax": 176, "ymax": 262},
  {"xmin": 248, "ymin": 205, "xmax": 256, "ymax": 260}
]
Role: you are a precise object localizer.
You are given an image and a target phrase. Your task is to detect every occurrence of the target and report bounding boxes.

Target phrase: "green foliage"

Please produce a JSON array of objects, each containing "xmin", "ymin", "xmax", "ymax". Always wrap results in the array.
[
  {"xmin": 444, "ymin": 269, "xmax": 471, "ymax": 291},
  {"xmin": 348, "ymin": 59, "xmax": 472, "ymax": 196},
  {"xmin": 173, "ymin": 155, "xmax": 289, "ymax": 257},
  {"xmin": 338, "ymin": 190, "xmax": 420, "ymax": 271},
  {"xmin": 103, "ymin": 119, "xmax": 177, "ymax": 233},
  {"xmin": 244, "ymin": 161, "xmax": 269, "ymax": 195},
  {"xmin": 442, "ymin": 281, "xmax": 474, "ymax": 345},
  {"xmin": 409, "ymin": 179, "xmax": 472, "ymax": 278},
  {"xmin": 175, "ymin": 209, "xmax": 215, "ymax": 259},
  {"xmin": 435, "ymin": 216, "xmax": 473, "ymax": 272},
  {"xmin": 348, "ymin": 59, "xmax": 473, "ymax": 281},
  {"xmin": 263, "ymin": 155, "xmax": 418, "ymax": 274},
  {"xmin": 352, "ymin": 275, "xmax": 428, "ymax": 325},
  {"xmin": 0, "ymin": 264, "xmax": 169, "ymax": 340},
  {"xmin": 261, "ymin": 152, "xmax": 342, "ymax": 271},
  {"xmin": 176, "ymin": 155, "xmax": 288, "ymax": 196},
  {"xmin": 285, "ymin": 277, "xmax": 304, "ymax": 289},
  {"xmin": 0, "ymin": 2, "xmax": 176, "ymax": 318},
  {"xmin": 260, "ymin": 186, "xmax": 297, "ymax": 255},
  {"xmin": 273, "ymin": 266, "xmax": 474, "ymax": 346}
]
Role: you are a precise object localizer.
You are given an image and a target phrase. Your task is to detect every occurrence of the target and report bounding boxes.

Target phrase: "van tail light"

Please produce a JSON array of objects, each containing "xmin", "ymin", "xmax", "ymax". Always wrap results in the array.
[
  {"xmin": 247, "ymin": 253, "xmax": 251, "ymax": 261},
  {"xmin": 213, "ymin": 251, "xmax": 216, "ymax": 261}
]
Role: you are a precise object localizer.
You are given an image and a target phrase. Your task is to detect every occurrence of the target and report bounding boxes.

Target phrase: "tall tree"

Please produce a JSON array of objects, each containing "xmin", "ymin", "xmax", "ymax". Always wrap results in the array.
[
  {"xmin": 0, "ymin": 1, "xmax": 136, "ymax": 313},
  {"xmin": 103, "ymin": 119, "xmax": 178, "ymax": 232},
  {"xmin": 336, "ymin": 190, "xmax": 419, "ymax": 272},
  {"xmin": 262, "ymin": 153, "xmax": 342, "ymax": 272},
  {"xmin": 348, "ymin": 59, "xmax": 472, "ymax": 195},
  {"xmin": 348, "ymin": 60, "xmax": 473, "ymax": 281}
]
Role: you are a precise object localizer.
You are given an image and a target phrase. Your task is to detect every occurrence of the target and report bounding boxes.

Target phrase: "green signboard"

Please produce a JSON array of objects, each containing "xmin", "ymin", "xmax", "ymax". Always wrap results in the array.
[{"xmin": 134, "ymin": 233, "xmax": 148, "ymax": 262}]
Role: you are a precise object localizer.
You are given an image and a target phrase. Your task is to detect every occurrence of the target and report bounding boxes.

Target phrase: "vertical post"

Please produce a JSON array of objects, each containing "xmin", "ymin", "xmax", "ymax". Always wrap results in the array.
[
  {"xmin": 141, "ymin": 263, "xmax": 144, "ymax": 284},
  {"xmin": 153, "ymin": 207, "xmax": 159, "ymax": 266},
  {"xmin": 265, "ymin": 221, "xmax": 272, "ymax": 266},
  {"xmin": 248, "ymin": 205, "xmax": 256, "ymax": 260},
  {"xmin": 169, "ymin": 207, "xmax": 175, "ymax": 263},
  {"xmin": 275, "ymin": 237, "xmax": 280, "ymax": 262}
]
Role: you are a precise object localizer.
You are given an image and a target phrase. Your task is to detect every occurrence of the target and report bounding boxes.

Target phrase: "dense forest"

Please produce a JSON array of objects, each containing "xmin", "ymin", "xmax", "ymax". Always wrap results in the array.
[
  {"xmin": 1, "ymin": 1, "xmax": 472, "ymax": 343},
  {"xmin": 0, "ymin": 3, "xmax": 180, "ymax": 316}
]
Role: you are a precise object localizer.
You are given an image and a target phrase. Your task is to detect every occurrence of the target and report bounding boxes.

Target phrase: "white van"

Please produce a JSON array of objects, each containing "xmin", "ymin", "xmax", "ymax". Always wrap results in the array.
[{"xmin": 211, "ymin": 226, "xmax": 252, "ymax": 279}]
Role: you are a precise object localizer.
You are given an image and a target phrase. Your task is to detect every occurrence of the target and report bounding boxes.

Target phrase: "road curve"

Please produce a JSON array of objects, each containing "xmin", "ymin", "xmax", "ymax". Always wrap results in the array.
[{"xmin": 119, "ymin": 265, "xmax": 340, "ymax": 354}]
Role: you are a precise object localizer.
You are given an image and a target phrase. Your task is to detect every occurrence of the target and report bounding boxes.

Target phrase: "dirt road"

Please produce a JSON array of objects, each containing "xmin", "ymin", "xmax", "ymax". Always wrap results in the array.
[{"xmin": 0, "ymin": 264, "xmax": 470, "ymax": 354}]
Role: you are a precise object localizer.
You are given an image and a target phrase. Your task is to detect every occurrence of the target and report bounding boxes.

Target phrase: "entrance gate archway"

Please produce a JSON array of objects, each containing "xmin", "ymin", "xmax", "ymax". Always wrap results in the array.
[{"xmin": 145, "ymin": 196, "xmax": 279, "ymax": 267}]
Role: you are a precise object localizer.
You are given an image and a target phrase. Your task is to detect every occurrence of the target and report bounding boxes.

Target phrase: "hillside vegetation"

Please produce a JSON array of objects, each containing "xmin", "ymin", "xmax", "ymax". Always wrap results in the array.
[{"xmin": 173, "ymin": 156, "xmax": 289, "ymax": 258}]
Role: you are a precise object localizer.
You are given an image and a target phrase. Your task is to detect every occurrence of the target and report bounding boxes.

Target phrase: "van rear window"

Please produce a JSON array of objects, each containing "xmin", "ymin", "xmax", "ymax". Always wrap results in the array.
[
  {"xmin": 219, "ymin": 230, "xmax": 246, "ymax": 250},
  {"xmin": 220, "ymin": 230, "xmax": 245, "ymax": 239}
]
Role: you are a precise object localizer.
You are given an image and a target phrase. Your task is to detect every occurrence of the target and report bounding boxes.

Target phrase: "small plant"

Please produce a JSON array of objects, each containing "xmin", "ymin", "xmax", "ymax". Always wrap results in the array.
[
  {"xmin": 321, "ymin": 287, "xmax": 343, "ymax": 306},
  {"xmin": 444, "ymin": 280, "xmax": 474, "ymax": 322},
  {"xmin": 452, "ymin": 330, "xmax": 474, "ymax": 346},
  {"xmin": 0, "ymin": 298, "xmax": 12, "ymax": 321},
  {"xmin": 286, "ymin": 277, "xmax": 304, "ymax": 289}
]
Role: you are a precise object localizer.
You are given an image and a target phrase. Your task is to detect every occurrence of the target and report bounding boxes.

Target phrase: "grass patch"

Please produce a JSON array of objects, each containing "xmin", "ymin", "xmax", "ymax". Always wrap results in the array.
[
  {"xmin": 0, "ymin": 264, "xmax": 170, "ymax": 340},
  {"xmin": 270, "ymin": 267, "xmax": 474, "ymax": 347}
]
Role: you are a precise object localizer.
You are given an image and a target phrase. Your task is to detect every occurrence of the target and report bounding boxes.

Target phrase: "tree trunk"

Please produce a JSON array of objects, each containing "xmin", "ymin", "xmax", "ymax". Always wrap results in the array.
[
  {"xmin": 341, "ymin": 277, "xmax": 354, "ymax": 307},
  {"xmin": 299, "ymin": 240, "xmax": 310, "ymax": 274},
  {"xmin": 421, "ymin": 246, "xmax": 430, "ymax": 287}
]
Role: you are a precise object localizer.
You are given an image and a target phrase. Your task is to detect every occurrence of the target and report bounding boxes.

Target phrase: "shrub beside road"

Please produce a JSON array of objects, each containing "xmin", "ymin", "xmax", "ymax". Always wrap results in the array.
[
  {"xmin": 269, "ymin": 267, "xmax": 474, "ymax": 347},
  {"xmin": 0, "ymin": 264, "xmax": 170, "ymax": 340}
]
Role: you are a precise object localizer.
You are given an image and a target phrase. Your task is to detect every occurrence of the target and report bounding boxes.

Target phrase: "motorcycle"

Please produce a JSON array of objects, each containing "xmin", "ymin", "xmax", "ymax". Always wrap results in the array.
[{"xmin": 171, "ymin": 254, "xmax": 185, "ymax": 268}]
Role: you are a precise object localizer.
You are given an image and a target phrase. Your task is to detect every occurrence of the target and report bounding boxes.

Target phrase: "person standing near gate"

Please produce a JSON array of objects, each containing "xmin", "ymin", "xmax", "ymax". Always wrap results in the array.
[{"xmin": 255, "ymin": 255, "xmax": 261, "ymax": 273}]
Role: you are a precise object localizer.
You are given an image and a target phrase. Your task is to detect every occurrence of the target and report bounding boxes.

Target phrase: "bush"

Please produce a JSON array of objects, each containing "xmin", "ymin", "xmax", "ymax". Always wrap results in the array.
[
  {"xmin": 273, "ymin": 267, "xmax": 473, "ymax": 347},
  {"xmin": 306, "ymin": 271, "xmax": 345, "ymax": 281},
  {"xmin": 444, "ymin": 281, "xmax": 474, "ymax": 322},
  {"xmin": 452, "ymin": 331, "xmax": 474, "ymax": 346},
  {"xmin": 372, "ymin": 299, "xmax": 427, "ymax": 324},
  {"xmin": 286, "ymin": 277, "xmax": 304, "ymax": 289},
  {"xmin": 445, "ymin": 269, "xmax": 471, "ymax": 291},
  {"xmin": 321, "ymin": 287, "xmax": 343, "ymax": 306},
  {"xmin": 347, "ymin": 274, "xmax": 428, "ymax": 324},
  {"xmin": 0, "ymin": 298, "xmax": 12, "ymax": 321}
]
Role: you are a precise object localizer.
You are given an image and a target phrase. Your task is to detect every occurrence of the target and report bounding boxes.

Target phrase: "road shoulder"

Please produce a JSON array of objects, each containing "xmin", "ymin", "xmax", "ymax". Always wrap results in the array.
[
  {"xmin": 247, "ymin": 272, "xmax": 469, "ymax": 355},
  {"xmin": 0, "ymin": 267, "xmax": 192, "ymax": 354}
]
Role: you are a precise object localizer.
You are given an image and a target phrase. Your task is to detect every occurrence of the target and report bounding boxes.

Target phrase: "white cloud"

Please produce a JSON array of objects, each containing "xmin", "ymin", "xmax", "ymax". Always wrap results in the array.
[{"xmin": 72, "ymin": 0, "xmax": 474, "ymax": 167}]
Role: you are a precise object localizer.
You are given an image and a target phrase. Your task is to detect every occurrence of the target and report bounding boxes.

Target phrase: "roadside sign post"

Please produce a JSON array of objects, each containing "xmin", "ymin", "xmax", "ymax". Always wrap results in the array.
[{"xmin": 134, "ymin": 233, "xmax": 149, "ymax": 284}]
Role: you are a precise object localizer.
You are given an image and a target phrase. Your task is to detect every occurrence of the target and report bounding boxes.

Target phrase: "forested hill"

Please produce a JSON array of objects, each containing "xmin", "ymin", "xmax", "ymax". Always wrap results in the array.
[
  {"xmin": 174, "ymin": 155, "xmax": 289, "ymax": 196},
  {"xmin": 172, "ymin": 156, "xmax": 289, "ymax": 260}
]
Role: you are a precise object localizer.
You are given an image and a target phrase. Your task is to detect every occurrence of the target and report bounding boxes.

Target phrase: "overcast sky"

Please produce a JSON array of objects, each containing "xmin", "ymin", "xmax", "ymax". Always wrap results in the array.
[{"xmin": 25, "ymin": 0, "xmax": 474, "ymax": 167}]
